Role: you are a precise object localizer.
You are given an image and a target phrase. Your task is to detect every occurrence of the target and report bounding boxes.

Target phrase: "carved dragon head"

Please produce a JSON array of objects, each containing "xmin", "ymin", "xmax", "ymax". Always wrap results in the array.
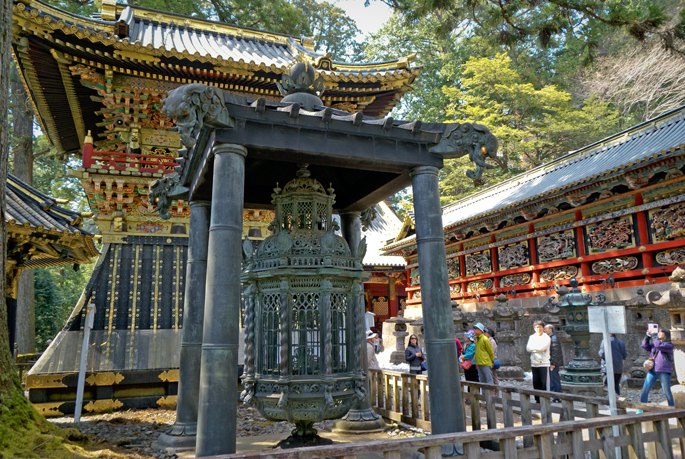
[
  {"xmin": 162, "ymin": 84, "xmax": 231, "ymax": 149},
  {"xmin": 429, "ymin": 122, "xmax": 499, "ymax": 183}
]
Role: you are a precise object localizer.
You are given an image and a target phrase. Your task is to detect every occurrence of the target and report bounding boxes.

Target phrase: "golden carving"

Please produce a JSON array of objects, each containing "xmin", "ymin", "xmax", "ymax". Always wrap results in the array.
[
  {"xmin": 26, "ymin": 374, "xmax": 67, "ymax": 389},
  {"xmin": 642, "ymin": 269, "xmax": 650, "ymax": 274},
  {"xmin": 85, "ymin": 372, "xmax": 125, "ymax": 386},
  {"xmin": 639, "ymin": 246, "xmax": 647, "ymax": 252},
  {"xmin": 156, "ymin": 396, "xmax": 178, "ymax": 409},
  {"xmin": 34, "ymin": 402, "xmax": 66, "ymax": 417},
  {"xmin": 158, "ymin": 369, "xmax": 180, "ymax": 382},
  {"xmin": 84, "ymin": 399, "xmax": 123, "ymax": 413}
]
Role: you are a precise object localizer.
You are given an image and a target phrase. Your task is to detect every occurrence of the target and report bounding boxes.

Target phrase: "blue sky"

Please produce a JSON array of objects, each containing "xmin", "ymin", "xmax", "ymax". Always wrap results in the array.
[{"xmin": 329, "ymin": 0, "xmax": 394, "ymax": 37}]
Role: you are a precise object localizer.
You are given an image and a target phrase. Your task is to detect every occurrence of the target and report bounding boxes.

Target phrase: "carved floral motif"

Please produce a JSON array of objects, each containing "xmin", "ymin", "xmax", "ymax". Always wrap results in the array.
[
  {"xmin": 410, "ymin": 268, "xmax": 420, "ymax": 286},
  {"xmin": 537, "ymin": 231, "xmax": 576, "ymax": 263},
  {"xmin": 656, "ymin": 248, "xmax": 685, "ymax": 266},
  {"xmin": 465, "ymin": 250, "xmax": 491, "ymax": 276},
  {"xmin": 500, "ymin": 273, "xmax": 531, "ymax": 288},
  {"xmin": 591, "ymin": 257, "xmax": 638, "ymax": 275},
  {"xmin": 447, "ymin": 258, "xmax": 460, "ymax": 279},
  {"xmin": 467, "ymin": 279, "xmax": 494, "ymax": 292},
  {"xmin": 450, "ymin": 283, "xmax": 462, "ymax": 293},
  {"xmin": 540, "ymin": 265, "xmax": 579, "ymax": 282},
  {"xmin": 587, "ymin": 217, "xmax": 634, "ymax": 253},
  {"xmin": 497, "ymin": 242, "xmax": 529, "ymax": 271},
  {"xmin": 650, "ymin": 203, "xmax": 685, "ymax": 242}
]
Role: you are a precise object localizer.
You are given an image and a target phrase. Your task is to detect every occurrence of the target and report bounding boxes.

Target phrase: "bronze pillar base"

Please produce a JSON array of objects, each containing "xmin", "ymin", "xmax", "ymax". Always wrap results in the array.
[{"xmin": 332, "ymin": 408, "xmax": 387, "ymax": 434}]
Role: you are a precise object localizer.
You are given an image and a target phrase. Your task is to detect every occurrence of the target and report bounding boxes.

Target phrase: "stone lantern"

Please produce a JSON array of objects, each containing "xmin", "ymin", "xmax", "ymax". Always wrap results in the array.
[
  {"xmin": 646, "ymin": 266, "xmax": 685, "ymax": 406},
  {"xmin": 489, "ymin": 294, "xmax": 525, "ymax": 380},
  {"xmin": 240, "ymin": 165, "xmax": 367, "ymax": 437},
  {"xmin": 548, "ymin": 278, "xmax": 605, "ymax": 396},
  {"xmin": 384, "ymin": 312, "xmax": 414, "ymax": 365}
]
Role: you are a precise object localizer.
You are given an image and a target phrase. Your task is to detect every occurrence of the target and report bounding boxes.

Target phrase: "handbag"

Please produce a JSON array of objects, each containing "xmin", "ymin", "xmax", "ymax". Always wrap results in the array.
[
  {"xmin": 493, "ymin": 357, "xmax": 501, "ymax": 370},
  {"xmin": 421, "ymin": 361, "xmax": 427, "ymax": 371},
  {"xmin": 643, "ymin": 358, "xmax": 654, "ymax": 370},
  {"xmin": 460, "ymin": 358, "xmax": 474, "ymax": 370}
]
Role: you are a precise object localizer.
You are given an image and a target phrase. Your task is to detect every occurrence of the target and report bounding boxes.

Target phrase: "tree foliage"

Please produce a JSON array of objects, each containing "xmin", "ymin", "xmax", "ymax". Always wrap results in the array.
[
  {"xmin": 371, "ymin": 0, "xmax": 685, "ymax": 59},
  {"xmin": 577, "ymin": 39, "xmax": 685, "ymax": 128},
  {"xmin": 439, "ymin": 53, "xmax": 619, "ymax": 204}
]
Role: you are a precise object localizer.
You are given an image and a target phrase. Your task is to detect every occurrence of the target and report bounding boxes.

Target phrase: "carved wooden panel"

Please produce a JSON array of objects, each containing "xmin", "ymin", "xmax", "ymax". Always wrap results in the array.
[
  {"xmin": 465, "ymin": 250, "xmax": 491, "ymax": 276},
  {"xmin": 410, "ymin": 267, "xmax": 420, "ymax": 286},
  {"xmin": 540, "ymin": 265, "xmax": 579, "ymax": 282},
  {"xmin": 447, "ymin": 257, "xmax": 461, "ymax": 279},
  {"xmin": 371, "ymin": 296, "xmax": 389, "ymax": 316},
  {"xmin": 649, "ymin": 202, "xmax": 685, "ymax": 243},
  {"xmin": 537, "ymin": 230, "xmax": 576, "ymax": 264},
  {"xmin": 467, "ymin": 279, "xmax": 494, "ymax": 292},
  {"xmin": 591, "ymin": 257, "xmax": 639, "ymax": 275},
  {"xmin": 497, "ymin": 241, "xmax": 530, "ymax": 271},
  {"xmin": 500, "ymin": 273, "xmax": 531, "ymax": 288},
  {"xmin": 656, "ymin": 248, "xmax": 685, "ymax": 266},
  {"xmin": 586, "ymin": 216, "xmax": 635, "ymax": 255}
]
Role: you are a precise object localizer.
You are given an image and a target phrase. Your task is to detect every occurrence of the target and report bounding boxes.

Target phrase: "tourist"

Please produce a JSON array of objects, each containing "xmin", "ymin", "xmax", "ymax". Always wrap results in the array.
[
  {"xmin": 640, "ymin": 327, "xmax": 675, "ymax": 407},
  {"xmin": 526, "ymin": 320, "xmax": 551, "ymax": 403},
  {"xmin": 405, "ymin": 334, "xmax": 425, "ymax": 375},
  {"xmin": 484, "ymin": 328, "xmax": 499, "ymax": 387},
  {"xmin": 544, "ymin": 324, "xmax": 563, "ymax": 402},
  {"xmin": 473, "ymin": 323, "xmax": 494, "ymax": 385},
  {"xmin": 367, "ymin": 330, "xmax": 380, "ymax": 371},
  {"xmin": 460, "ymin": 330, "xmax": 479, "ymax": 384},
  {"xmin": 455, "ymin": 337, "xmax": 463, "ymax": 360},
  {"xmin": 598, "ymin": 333, "xmax": 626, "ymax": 395}
]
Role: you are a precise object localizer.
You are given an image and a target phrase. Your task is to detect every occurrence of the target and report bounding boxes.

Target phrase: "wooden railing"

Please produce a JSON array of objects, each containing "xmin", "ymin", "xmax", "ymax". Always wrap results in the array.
[
  {"xmin": 368, "ymin": 370, "xmax": 671, "ymax": 437},
  {"xmin": 204, "ymin": 410, "xmax": 685, "ymax": 459},
  {"xmin": 82, "ymin": 150, "xmax": 179, "ymax": 173}
]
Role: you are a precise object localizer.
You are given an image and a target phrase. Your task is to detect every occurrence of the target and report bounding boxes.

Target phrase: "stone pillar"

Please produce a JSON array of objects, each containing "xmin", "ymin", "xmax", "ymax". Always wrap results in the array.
[
  {"xmin": 195, "ymin": 144, "xmax": 247, "ymax": 457},
  {"xmin": 155, "ymin": 201, "xmax": 210, "ymax": 451},
  {"xmin": 491, "ymin": 294, "xmax": 525, "ymax": 380},
  {"xmin": 410, "ymin": 166, "xmax": 466, "ymax": 445},
  {"xmin": 334, "ymin": 211, "xmax": 385, "ymax": 433}
]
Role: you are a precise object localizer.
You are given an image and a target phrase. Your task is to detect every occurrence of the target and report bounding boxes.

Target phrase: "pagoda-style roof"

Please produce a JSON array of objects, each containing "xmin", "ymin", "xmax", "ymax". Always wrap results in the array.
[
  {"xmin": 5, "ymin": 174, "xmax": 99, "ymax": 296},
  {"xmin": 383, "ymin": 105, "xmax": 685, "ymax": 253},
  {"xmin": 11, "ymin": 0, "xmax": 419, "ymax": 154}
]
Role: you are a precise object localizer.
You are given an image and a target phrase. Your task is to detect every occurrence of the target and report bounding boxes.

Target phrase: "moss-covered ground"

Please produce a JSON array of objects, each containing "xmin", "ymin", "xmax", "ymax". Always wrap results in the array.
[{"xmin": 0, "ymin": 388, "xmax": 128, "ymax": 458}]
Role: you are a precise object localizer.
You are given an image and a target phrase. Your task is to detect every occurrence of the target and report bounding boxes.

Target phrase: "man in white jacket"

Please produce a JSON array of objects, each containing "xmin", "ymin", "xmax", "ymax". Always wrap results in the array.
[{"xmin": 526, "ymin": 320, "xmax": 551, "ymax": 403}]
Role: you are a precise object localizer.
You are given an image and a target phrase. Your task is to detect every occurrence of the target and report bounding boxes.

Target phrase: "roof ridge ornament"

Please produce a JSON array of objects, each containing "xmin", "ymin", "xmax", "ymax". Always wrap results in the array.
[
  {"xmin": 278, "ymin": 62, "xmax": 326, "ymax": 111},
  {"xmin": 428, "ymin": 122, "xmax": 500, "ymax": 185}
]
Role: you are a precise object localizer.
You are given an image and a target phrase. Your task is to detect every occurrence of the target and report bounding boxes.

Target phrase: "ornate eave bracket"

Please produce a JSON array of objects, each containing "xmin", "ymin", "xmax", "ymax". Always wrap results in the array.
[
  {"xmin": 162, "ymin": 83, "xmax": 235, "ymax": 150},
  {"xmin": 149, "ymin": 173, "xmax": 180, "ymax": 220},
  {"xmin": 428, "ymin": 122, "xmax": 499, "ymax": 182}
]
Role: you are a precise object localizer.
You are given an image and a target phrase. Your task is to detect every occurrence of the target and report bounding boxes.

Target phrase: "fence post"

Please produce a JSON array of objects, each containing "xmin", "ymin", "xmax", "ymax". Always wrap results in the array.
[{"xmin": 520, "ymin": 394, "xmax": 534, "ymax": 448}]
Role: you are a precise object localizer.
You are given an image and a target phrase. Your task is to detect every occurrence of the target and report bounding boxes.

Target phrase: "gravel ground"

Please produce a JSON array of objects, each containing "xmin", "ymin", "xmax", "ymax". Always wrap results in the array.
[
  {"xmin": 49, "ymin": 405, "xmax": 426, "ymax": 459},
  {"xmin": 46, "ymin": 377, "xmax": 668, "ymax": 458}
]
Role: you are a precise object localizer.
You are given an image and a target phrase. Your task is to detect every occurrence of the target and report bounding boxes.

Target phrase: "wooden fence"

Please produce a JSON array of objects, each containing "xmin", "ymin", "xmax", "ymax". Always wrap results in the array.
[
  {"xmin": 204, "ymin": 410, "xmax": 685, "ymax": 459},
  {"xmin": 201, "ymin": 370, "xmax": 685, "ymax": 459},
  {"xmin": 368, "ymin": 369, "xmax": 673, "ymax": 436}
]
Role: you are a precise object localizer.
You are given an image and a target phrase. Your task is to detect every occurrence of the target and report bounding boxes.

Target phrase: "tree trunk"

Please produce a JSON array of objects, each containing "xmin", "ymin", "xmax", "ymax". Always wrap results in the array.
[
  {"xmin": 1, "ymin": 0, "xmax": 21, "ymax": 397},
  {"xmin": 11, "ymin": 65, "xmax": 36, "ymax": 354}
]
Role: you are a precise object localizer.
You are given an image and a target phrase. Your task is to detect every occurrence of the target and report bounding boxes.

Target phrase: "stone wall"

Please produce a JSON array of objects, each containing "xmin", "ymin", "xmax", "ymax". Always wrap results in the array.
[{"xmin": 381, "ymin": 283, "xmax": 672, "ymax": 376}]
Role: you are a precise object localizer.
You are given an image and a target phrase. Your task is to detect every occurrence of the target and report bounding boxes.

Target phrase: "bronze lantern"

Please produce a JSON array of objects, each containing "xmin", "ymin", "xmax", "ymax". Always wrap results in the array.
[{"xmin": 240, "ymin": 165, "xmax": 367, "ymax": 437}]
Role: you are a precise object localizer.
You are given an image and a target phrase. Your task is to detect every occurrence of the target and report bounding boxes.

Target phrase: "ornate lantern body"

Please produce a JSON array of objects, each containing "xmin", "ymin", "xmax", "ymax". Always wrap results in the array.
[{"xmin": 240, "ymin": 166, "xmax": 367, "ymax": 436}]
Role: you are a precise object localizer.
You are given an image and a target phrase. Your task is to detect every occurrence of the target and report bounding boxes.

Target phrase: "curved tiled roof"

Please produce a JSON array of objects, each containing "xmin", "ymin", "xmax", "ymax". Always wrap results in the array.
[
  {"xmin": 384, "ymin": 105, "xmax": 685, "ymax": 252},
  {"xmin": 6, "ymin": 174, "xmax": 90, "ymax": 235}
]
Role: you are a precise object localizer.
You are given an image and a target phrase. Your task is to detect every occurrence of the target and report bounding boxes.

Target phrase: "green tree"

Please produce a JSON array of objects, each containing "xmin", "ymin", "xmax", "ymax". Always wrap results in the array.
[
  {"xmin": 34, "ymin": 264, "xmax": 94, "ymax": 352},
  {"xmin": 371, "ymin": 0, "xmax": 685, "ymax": 59},
  {"xmin": 293, "ymin": 0, "xmax": 363, "ymax": 61},
  {"xmin": 438, "ymin": 53, "xmax": 619, "ymax": 203}
]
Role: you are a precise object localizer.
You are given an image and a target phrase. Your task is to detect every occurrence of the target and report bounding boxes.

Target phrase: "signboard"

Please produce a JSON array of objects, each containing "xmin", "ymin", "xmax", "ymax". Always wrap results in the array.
[{"xmin": 588, "ymin": 305, "xmax": 627, "ymax": 335}]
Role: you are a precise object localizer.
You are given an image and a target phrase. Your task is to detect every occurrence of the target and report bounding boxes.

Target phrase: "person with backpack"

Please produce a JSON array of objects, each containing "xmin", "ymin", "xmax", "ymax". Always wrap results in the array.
[
  {"xmin": 640, "ymin": 327, "xmax": 674, "ymax": 406},
  {"xmin": 460, "ymin": 330, "xmax": 479, "ymax": 384}
]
